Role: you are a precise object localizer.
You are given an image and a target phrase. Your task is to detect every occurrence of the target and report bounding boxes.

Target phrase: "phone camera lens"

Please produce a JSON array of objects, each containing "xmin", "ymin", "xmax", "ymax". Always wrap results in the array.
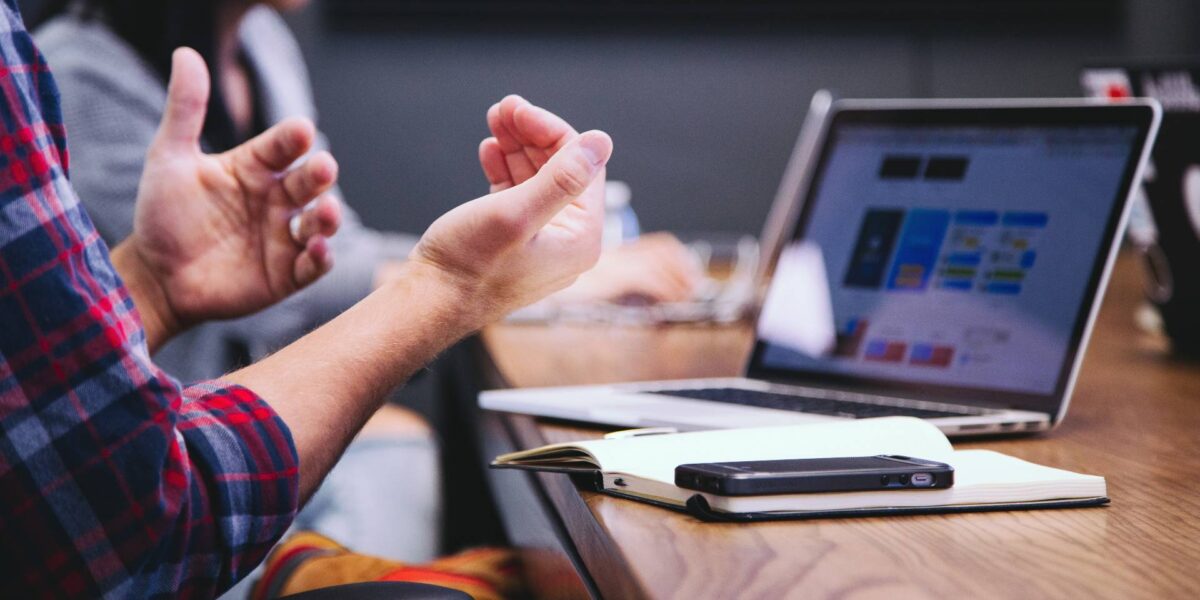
[
  {"xmin": 899, "ymin": 474, "xmax": 911, "ymax": 485},
  {"xmin": 880, "ymin": 475, "xmax": 891, "ymax": 485}
]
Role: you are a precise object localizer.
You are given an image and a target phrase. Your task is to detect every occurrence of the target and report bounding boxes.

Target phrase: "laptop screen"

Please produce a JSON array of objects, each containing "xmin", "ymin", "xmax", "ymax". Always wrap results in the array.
[{"xmin": 748, "ymin": 105, "xmax": 1155, "ymax": 415}]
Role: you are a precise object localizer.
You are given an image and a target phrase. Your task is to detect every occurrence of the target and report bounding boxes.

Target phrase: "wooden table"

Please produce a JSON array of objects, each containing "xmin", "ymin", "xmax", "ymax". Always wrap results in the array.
[{"xmin": 474, "ymin": 253, "xmax": 1200, "ymax": 599}]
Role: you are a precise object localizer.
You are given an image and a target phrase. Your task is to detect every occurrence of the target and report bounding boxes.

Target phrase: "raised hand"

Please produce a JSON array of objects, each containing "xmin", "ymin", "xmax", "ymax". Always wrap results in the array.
[
  {"xmin": 479, "ymin": 95, "xmax": 578, "ymax": 191},
  {"xmin": 410, "ymin": 100, "xmax": 613, "ymax": 322},
  {"xmin": 115, "ymin": 48, "xmax": 342, "ymax": 346},
  {"xmin": 479, "ymin": 96, "xmax": 702, "ymax": 306}
]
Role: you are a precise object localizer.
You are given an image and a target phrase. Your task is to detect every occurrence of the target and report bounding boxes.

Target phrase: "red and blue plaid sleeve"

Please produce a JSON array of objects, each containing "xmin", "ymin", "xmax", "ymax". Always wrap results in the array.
[{"xmin": 0, "ymin": 2, "xmax": 299, "ymax": 598}]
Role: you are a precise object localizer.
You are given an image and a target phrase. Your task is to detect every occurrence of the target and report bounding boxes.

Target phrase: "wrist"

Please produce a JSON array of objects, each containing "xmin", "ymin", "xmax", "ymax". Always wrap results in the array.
[
  {"xmin": 381, "ymin": 259, "xmax": 495, "ymax": 336},
  {"xmin": 111, "ymin": 238, "xmax": 183, "ymax": 352}
]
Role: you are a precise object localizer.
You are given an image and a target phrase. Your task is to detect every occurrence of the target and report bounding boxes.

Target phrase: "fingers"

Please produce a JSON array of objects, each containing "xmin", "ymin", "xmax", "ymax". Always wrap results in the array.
[
  {"xmin": 485, "ymin": 96, "xmax": 584, "ymax": 192},
  {"xmin": 288, "ymin": 191, "xmax": 341, "ymax": 290},
  {"xmin": 500, "ymin": 97, "xmax": 551, "ymax": 168},
  {"xmin": 281, "ymin": 150, "xmax": 339, "ymax": 207},
  {"xmin": 479, "ymin": 137, "xmax": 513, "ymax": 192},
  {"xmin": 154, "ymin": 48, "xmax": 211, "ymax": 151},
  {"xmin": 487, "ymin": 101, "xmax": 523, "ymax": 153},
  {"xmin": 293, "ymin": 235, "xmax": 334, "ymax": 288},
  {"xmin": 240, "ymin": 118, "xmax": 318, "ymax": 172},
  {"xmin": 492, "ymin": 130, "xmax": 613, "ymax": 235},
  {"xmin": 290, "ymin": 194, "xmax": 342, "ymax": 244},
  {"xmin": 511, "ymin": 102, "xmax": 576, "ymax": 151},
  {"xmin": 496, "ymin": 95, "xmax": 574, "ymax": 149},
  {"xmin": 488, "ymin": 101, "xmax": 538, "ymax": 184}
]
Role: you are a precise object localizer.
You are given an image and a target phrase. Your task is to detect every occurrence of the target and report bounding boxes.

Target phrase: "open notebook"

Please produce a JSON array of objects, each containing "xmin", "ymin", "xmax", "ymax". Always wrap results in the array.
[{"xmin": 492, "ymin": 418, "xmax": 1108, "ymax": 521}]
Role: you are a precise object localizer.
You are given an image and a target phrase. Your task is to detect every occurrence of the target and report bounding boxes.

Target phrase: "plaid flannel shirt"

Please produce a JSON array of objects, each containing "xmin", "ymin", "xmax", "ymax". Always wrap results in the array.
[{"xmin": 0, "ymin": 2, "xmax": 299, "ymax": 597}]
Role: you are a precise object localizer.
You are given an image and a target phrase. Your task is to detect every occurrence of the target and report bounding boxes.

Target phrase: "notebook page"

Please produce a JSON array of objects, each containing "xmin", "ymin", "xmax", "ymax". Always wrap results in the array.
[{"xmin": 605, "ymin": 450, "xmax": 1105, "ymax": 512}]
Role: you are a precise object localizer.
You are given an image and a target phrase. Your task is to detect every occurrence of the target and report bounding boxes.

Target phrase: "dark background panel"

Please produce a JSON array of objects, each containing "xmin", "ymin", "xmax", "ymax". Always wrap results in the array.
[
  {"xmin": 325, "ymin": 0, "xmax": 1122, "ymax": 20},
  {"xmin": 17, "ymin": 0, "xmax": 1200, "ymax": 236},
  {"xmin": 295, "ymin": 22, "xmax": 917, "ymax": 238}
]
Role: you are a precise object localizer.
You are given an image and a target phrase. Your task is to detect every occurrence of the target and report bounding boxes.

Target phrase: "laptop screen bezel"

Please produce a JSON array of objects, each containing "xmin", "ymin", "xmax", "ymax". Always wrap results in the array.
[{"xmin": 745, "ymin": 101, "xmax": 1158, "ymax": 417}]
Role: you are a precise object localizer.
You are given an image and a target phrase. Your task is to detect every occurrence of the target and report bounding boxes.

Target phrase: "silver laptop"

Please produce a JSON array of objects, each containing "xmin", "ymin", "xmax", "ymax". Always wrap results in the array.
[{"xmin": 482, "ymin": 98, "xmax": 1161, "ymax": 436}]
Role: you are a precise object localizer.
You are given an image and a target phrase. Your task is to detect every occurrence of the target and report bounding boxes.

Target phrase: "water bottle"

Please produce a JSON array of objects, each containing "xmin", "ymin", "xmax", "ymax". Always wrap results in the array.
[{"xmin": 604, "ymin": 180, "xmax": 640, "ymax": 248}]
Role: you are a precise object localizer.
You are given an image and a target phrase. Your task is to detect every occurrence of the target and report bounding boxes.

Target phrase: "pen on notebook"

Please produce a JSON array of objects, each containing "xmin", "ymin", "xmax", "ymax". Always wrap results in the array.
[{"xmin": 604, "ymin": 427, "xmax": 679, "ymax": 440}]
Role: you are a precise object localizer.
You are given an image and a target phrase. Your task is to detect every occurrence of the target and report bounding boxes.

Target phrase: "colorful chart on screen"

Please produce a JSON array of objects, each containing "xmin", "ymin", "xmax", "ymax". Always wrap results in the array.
[{"xmin": 759, "ymin": 123, "xmax": 1137, "ymax": 395}]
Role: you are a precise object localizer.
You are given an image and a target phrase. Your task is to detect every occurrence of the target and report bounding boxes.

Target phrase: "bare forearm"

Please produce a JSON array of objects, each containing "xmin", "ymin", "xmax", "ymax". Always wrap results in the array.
[{"xmin": 224, "ymin": 261, "xmax": 483, "ymax": 498}]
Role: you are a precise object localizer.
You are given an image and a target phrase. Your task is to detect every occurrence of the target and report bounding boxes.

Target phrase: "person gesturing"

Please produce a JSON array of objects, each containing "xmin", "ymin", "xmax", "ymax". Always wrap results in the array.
[{"xmin": 0, "ymin": 4, "xmax": 611, "ymax": 596}]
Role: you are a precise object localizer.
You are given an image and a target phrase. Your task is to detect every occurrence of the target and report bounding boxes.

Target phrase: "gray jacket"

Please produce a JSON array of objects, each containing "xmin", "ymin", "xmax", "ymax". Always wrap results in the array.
[{"xmin": 36, "ymin": 7, "xmax": 417, "ymax": 382}]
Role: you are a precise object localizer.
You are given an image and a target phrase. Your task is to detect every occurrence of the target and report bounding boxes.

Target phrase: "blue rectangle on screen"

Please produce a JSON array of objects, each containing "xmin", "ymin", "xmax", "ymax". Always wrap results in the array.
[
  {"xmin": 940, "ymin": 279, "xmax": 972, "ymax": 291},
  {"xmin": 886, "ymin": 209, "xmax": 951, "ymax": 291},
  {"xmin": 1020, "ymin": 250, "xmax": 1037, "ymax": 269},
  {"xmin": 954, "ymin": 211, "xmax": 999, "ymax": 226},
  {"xmin": 864, "ymin": 340, "xmax": 889, "ymax": 358},
  {"xmin": 843, "ymin": 209, "xmax": 905, "ymax": 289},
  {"xmin": 843, "ymin": 317, "xmax": 860, "ymax": 334},
  {"xmin": 1002, "ymin": 212, "xmax": 1049, "ymax": 228},
  {"xmin": 945, "ymin": 252, "xmax": 982, "ymax": 267},
  {"xmin": 985, "ymin": 282, "xmax": 1022, "ymax": 295}
]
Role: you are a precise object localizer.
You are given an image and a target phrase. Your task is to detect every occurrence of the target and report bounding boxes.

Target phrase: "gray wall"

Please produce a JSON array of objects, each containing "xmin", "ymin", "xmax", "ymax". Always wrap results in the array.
[{"xmin": 286, "ymin": 2, "xmax": 1198, "ymax": 236}]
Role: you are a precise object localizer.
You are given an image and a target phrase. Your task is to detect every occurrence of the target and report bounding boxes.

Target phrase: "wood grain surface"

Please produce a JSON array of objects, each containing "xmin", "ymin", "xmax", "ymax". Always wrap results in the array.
[{"xmin": 481, "ymin": 253, "xmax": 1200, "ymax": 599}]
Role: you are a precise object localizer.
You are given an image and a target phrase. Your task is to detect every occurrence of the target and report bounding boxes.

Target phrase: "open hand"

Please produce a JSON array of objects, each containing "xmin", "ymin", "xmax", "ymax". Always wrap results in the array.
[
  {"xmin": 122, "ymin": 48, "xmax": 342, "ymax": 336},
  {"xmin": 409, "ymin": 98, "xmax": 613, "ymax": 323}
]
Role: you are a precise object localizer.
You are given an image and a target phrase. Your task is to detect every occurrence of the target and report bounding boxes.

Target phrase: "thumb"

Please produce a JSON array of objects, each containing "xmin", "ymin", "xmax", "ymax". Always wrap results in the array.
[
  {"xmin": 154, "ymin": 48, "xmax": 210, "ymax": 151},
  {"xmin": 493, "ymin": 130, "xmax": 613, "ymax": 234}
]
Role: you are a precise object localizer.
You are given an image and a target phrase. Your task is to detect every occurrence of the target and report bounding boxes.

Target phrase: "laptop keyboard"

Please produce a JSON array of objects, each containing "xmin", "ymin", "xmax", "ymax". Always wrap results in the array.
[{"xmin": 648, "ymin": 388, "xmax": 980, "ymax": 419}]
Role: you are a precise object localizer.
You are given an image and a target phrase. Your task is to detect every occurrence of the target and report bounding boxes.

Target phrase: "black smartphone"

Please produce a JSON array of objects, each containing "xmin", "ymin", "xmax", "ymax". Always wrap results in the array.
[{"xmin": 674, "ymin": 455, "xmax": 954, "ymax": 496}]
